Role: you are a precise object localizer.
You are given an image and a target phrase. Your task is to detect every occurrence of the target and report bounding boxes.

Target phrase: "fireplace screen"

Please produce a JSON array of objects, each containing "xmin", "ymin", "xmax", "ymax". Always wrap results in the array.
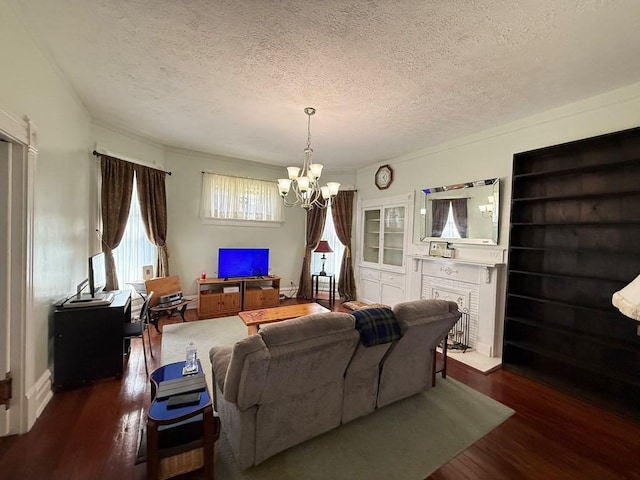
[{"xmin": 448, "ymin": 310, "xmax": 470, "ymax": 352}]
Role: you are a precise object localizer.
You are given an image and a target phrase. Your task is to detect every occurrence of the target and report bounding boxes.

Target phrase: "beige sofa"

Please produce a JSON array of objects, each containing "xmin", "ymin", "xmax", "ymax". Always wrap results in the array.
[{"xmin": 209, "ymin": 299, "xmax": 461, "ymax": 470}]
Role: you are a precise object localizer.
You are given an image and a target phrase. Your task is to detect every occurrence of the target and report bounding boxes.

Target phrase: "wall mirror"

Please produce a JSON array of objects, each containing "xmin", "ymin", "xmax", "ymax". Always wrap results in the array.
[{"xmin": 420, "ymin": 177, "xmax": 499, "ymax": 245}]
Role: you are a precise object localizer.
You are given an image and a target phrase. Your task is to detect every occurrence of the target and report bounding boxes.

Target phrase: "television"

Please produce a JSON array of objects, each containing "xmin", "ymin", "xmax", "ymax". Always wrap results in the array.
[
  {"xmin": 89, "ymin": 252, "xmax": 107, "ymax": 297},
  {"xmin": 218, "ymin": 248, "xmax": 269, "ymax": 279}
]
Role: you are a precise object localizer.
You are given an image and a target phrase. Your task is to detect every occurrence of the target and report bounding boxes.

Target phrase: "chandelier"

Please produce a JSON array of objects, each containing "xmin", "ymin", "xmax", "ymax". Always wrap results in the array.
[{"xmin": 277, "ymin": 107, "xmax": 340, "ymax": 209}]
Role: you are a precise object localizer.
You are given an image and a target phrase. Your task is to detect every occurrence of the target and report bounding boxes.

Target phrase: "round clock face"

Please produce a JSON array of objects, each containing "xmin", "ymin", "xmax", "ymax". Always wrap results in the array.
[{"xmin": 375, "ymin": 165, "xmax": 393, "ymax": 190}]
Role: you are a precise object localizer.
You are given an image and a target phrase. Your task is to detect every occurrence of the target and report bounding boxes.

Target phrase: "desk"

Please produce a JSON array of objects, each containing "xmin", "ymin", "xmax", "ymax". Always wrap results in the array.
[
  {"xmin": 147, "ymin": 361, "xmax": 219, "ymax": 480},
  {"xmin": 52, "ymin": 290, "xmax": 131, "ymax": 391},
  {"xmin": 149, "ymin": 299, "xmax": 195, "ymax": 333},
  {"xmin": 311, "ymin": 272, "xmax": 336, "ymax": 305}
]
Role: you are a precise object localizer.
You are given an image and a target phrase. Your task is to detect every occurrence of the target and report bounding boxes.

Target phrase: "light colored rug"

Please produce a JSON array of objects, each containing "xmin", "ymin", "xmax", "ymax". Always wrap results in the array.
[{"xmin": 162, "ymin": 316, "xmax": 514, "ymax": 480}]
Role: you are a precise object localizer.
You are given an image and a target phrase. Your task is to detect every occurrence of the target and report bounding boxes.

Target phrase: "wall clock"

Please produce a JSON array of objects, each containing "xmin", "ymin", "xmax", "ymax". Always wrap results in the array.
[{"xmin": 375, "ymin": 164, "xmax": 393, "ymax": 190}]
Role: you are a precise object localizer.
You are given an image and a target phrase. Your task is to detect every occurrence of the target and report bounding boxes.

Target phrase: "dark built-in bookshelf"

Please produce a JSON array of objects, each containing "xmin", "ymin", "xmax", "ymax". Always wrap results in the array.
[{"xmin": 504, "ymin": 126, "xmax": 640, "ymax": 417}]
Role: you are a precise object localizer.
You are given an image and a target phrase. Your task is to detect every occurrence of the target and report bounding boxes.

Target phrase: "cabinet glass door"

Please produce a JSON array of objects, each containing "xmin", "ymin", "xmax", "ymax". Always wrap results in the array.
[
  {"xmin": 382, "ymin": 206, "xmax": 405, "ymax": 267},
  {"xmin": 363, "ymin": 209, "xmax": 381, "ymax": 263}
]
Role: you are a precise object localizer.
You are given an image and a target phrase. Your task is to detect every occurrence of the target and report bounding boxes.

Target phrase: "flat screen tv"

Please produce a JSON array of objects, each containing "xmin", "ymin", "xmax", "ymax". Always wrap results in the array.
[
  {"xmin": 89, "ymin": 251, "xmax": 107, "ymax": 297},
  {"xmin": 218, "ymin": 248, "xmax": 269, "ymax": 279}
]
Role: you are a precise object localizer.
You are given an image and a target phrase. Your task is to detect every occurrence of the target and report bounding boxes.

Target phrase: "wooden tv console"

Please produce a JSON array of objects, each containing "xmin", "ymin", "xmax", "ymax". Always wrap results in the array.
[{"xmin": 196, "ymin": 276, "xmax": 281, "ymax": 319}]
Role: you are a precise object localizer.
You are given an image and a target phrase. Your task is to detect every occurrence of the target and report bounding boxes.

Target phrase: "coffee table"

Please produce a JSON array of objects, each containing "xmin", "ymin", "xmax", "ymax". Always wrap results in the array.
[{"xmin": 238, "ymin": 303, "xmax": 330, "ymax": 335}]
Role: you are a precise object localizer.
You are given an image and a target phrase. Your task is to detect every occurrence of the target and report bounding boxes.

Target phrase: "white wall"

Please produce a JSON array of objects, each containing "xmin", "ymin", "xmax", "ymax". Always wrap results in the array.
[
  {"xmin": 354, "ymin": 82, "xmax": 640, "ymax": 351},
  {"xmin": 357, "ymin": 82, "xmax": 640, "ymax": 251},
  {"xmin": 165, "ymin": 147, "xmax": 356, "ymax": 294},
  {"xmin": 0, "ymin": 0, "xmax": 92, "ymax": 424},
  {"xmin": 87, "ymin": 126, "xmax": 357, "ymax": 295}
]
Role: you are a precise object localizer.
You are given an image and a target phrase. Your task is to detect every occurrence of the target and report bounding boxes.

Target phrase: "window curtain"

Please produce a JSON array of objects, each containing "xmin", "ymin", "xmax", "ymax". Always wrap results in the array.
[
  {"xmin": 135, "ymin": 164, "xmax": 169, "ymax": 277},
  {"xmin": 100, "ymin": 155, "xmax": 134, "ymax": 290},
  {"xmin": 332, "ymin": 190, "xmax": 356, "ymax": 301},
  {"xmin": 112, "ymin": 180, "xmax": 156, "ymax": 285},
  {"xmin": 296, "ymin": 200, "xmax": 327, "ymax": 300},
  {"xmin": 200, "ymin": 173, "xmax": 283, "ymax": 222},
  {"xmin": 431, "ymin": 199, "xmax": 449, "ymax": 237},
  {"xmin": 451, "ymin": 198, "xmax": 468, "ymax": 238}
]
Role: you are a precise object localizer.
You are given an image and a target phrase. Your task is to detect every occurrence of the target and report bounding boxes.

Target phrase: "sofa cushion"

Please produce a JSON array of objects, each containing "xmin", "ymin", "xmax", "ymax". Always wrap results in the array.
[
  {"xmin": 352, "ymin": 307, "xmax": 401, "ymax": 347},
  {"xmin": 259, "ymin": 312, "xmax": 355, "ymax": 347},
  {"xmin": 393, "ymin": 299, "xmax": 458, "ymax": 333},
  {"xmin": 221, "ymin": 334, "xmax": 270, "ymax": 406},
  {"xmin": 342, "ymin": 300, "xmax": 390, "ymax": 311}
]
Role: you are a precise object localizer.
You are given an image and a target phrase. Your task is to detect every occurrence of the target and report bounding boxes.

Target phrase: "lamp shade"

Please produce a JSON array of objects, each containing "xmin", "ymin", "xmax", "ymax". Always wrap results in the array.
[
  {"xmin": 613, "ymin": 274, "xmax": 640, "ymax": 321},
  {"xmin": 314, "ymin": 240, "xmax": 333, "ymax": 253}
]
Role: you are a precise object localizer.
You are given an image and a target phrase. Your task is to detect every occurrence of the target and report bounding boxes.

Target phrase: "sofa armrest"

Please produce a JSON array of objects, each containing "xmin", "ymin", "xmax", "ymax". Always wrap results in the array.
[{"xmin": 210, "ymin": 346, "xmax": 233, "ymax": 398}]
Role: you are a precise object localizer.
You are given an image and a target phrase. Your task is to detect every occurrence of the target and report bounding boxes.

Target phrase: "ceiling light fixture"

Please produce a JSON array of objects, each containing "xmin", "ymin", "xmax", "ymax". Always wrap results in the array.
[{"xmin": 277, "ymin": 107, "xmax": 340, "ymax": 210}]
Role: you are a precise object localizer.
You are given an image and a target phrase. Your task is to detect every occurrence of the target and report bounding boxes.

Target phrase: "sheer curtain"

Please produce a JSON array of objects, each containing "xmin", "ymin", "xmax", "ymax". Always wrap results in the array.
[
  {"xmin": 200, "ymin": 173, "xmax": 283, "ymax": 222},
  {"xmin": 113, "ymin": 178, "xmax": 156, "ymax": 284},
  {"xmin": 441, "ymin": 203, "xmax": 462, "ymax": 238},
  {"xmin": 311, "ymin": 205, "xmax": 345, "ymax": 280}
]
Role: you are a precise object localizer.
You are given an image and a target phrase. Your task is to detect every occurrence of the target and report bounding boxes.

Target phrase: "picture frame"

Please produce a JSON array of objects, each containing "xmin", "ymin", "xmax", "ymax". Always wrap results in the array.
[
  {"xmin": 429, "ymin": 241, "xmax": 448, "ymax": 257},
  {"xmin": 142, "ymin": 265, "xmax": 154, "ymax": 281}
]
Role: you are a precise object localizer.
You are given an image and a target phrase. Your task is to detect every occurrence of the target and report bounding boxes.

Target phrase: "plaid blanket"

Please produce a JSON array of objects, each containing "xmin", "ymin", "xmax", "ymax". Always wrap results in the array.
[{"xmin": 352, "ymin": 307, "xmax": 401, "ymax": 347}]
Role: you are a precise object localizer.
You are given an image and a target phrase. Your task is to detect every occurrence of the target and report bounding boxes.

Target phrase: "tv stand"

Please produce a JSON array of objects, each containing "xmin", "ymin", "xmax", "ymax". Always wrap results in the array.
[{"xmin": 196, "ymin": 276, "xmax": 280, "ymax": 319}]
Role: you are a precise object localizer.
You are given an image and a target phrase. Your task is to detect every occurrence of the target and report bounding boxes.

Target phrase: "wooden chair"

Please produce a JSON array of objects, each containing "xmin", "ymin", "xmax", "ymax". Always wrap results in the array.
[
  {"xmin": 123, "ymin": 292, "xmax": 154, "ymax": 375},
  {"xmin": 145, "ymin": 276, "xmax": 195, "ymax": 333}
]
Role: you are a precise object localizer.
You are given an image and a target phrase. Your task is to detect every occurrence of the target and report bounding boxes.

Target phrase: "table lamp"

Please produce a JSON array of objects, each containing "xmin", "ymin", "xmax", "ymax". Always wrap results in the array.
[
  {"xmin": 314, "ymin": 240, "xmax": 333, "ymax": 276},
  {"xmin": 612, "ymin": 274, "xmax": 640, "ymax": 324}
]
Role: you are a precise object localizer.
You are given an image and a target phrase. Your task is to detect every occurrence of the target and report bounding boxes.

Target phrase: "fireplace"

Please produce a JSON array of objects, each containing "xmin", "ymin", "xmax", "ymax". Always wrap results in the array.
[{"xmin": 408, "ymin": 247, "xmax": 505, "ymax": 370}]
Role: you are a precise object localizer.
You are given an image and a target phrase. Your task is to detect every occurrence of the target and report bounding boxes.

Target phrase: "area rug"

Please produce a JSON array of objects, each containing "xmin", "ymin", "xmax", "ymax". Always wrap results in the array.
[{"xmin": 162, "ymin": 316, "xmax": 514, "ymax": 480}]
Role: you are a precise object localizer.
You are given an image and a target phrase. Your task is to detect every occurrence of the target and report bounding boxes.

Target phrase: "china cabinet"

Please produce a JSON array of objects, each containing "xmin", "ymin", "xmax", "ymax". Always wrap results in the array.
[{"xmin": 358, "ymin": 193, "xmax": 412, "ymax": 305}]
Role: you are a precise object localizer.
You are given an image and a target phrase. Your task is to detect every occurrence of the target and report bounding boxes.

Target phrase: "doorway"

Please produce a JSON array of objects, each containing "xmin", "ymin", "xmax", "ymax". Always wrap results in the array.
[{"xmin": 0, "ymin": 110, "xmax": 36, "ymax": 435}]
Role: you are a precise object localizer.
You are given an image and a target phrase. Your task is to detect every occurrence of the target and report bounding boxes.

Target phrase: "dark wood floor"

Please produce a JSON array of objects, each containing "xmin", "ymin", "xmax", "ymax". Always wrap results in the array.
[{"xmin": 1, "ymin": 299, "xmax": 639, "ymax": 479}]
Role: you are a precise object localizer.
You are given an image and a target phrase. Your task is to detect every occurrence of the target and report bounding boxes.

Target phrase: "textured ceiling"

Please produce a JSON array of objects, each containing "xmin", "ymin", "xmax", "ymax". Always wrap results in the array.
[{"xmin": 10, "ymin": 0, "xmax": 640, "ymax": 170}]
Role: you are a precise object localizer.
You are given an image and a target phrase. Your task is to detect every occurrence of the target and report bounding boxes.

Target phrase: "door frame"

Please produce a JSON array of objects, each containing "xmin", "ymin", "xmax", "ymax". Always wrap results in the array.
[{"xmin": 0, "ymin": 108, "xmax": 37, "ymax": 435}]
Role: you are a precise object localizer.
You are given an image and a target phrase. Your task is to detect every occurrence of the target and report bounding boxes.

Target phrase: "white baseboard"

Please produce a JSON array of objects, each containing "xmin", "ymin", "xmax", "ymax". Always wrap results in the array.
[{"xmin": 25, "ymin": 369, "xmax": 53, "ymax": 431}]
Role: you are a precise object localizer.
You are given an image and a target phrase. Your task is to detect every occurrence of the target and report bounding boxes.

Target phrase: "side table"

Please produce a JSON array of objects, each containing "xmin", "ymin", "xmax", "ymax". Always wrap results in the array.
[
  {"xmin": 311, "ymin": 272, "xmax": 336, "ymax": 305},
  {"xmin": 432, "ymin": 336, "xmax": 448, "ymax": 387},
  {"xmin": 146, "ymin": 360, "xmax": 219, "ymax": 480}
]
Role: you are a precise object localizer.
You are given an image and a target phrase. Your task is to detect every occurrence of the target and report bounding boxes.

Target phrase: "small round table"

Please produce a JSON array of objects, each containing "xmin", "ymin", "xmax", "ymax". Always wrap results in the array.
[{"xmin": 146, "ymin": 360, "xmax": 219, "ymax": 480}]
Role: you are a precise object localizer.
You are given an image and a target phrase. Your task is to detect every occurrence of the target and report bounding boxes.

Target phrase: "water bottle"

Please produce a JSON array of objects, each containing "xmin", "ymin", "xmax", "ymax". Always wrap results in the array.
[{"xmin": 185, "ymin": 341, "xmax": 197, "ymax": 373}]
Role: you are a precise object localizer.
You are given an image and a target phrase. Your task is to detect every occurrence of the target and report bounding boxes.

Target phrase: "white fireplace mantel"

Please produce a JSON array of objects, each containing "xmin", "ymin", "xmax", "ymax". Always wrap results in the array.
[
  {"xmin": 407, "ymin": 248, "xmax": 506, "ymax": 363},
  {"xmin": 409, "ymin": 255, "xmax": 503, "ymax": 283}
]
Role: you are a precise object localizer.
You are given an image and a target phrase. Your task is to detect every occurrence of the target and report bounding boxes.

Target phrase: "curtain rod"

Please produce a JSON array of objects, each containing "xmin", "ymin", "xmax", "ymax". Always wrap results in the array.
[
  {"xmin": 201, "ymin": 170, "xmax": 357, "ymax": 191},
  {"xmin": 92, "ymin": 150, "xmax": 172, "ymax": 176},
  {"xmin": 202, "ymin": 170, "xmax": 257, "ymax": 180},
  {"xmin": 427, "ymin": 196, "xmax": 471, "ymax": 200}
]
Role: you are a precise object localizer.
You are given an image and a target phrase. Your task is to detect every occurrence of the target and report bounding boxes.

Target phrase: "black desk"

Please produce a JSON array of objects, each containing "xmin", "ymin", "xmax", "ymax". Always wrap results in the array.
[
  {"xmin": 51, "ymin": 290, "xmax": 131, "ymax": 391},
  {"xmin": 311, "ymin": 272, "xmax": 336, "ymax": 305}
]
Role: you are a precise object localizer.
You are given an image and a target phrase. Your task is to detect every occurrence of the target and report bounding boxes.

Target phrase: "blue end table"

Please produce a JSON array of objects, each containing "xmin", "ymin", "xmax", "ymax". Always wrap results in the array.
[{"xmin": 147, "ymin": 360, "xmax": 219, "ymax": 480}]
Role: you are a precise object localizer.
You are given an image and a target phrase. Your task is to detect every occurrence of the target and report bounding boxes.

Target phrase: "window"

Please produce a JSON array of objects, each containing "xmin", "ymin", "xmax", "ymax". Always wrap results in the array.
[
  {"xmin": 113, "ymin": 178, "xmax": 156, "ymax": 284},
  {"xmin": 311, "ymin": 206, "xmax": 345, "ymax": 279},
  {"xmin": 200, "ymin": 173, "xmax": 284, "ymax": 223}
]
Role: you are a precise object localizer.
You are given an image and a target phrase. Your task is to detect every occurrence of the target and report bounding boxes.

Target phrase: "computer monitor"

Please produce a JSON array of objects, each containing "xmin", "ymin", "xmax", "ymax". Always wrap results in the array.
[{"xmin": 89, "ymin": 252, "xmax": 107, "ymax": 297}]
